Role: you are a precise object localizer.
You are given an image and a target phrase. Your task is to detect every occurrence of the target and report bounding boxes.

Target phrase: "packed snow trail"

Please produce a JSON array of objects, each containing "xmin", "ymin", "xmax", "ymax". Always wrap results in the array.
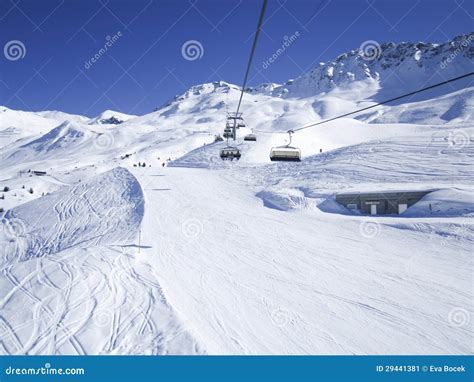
[
  {"xmin": 0, "ymin": 168, "xmax": 203, "ymax": 354},
  {"xmin": 136, "ymin": 165, "xmax": 472, "ymax": 355}
]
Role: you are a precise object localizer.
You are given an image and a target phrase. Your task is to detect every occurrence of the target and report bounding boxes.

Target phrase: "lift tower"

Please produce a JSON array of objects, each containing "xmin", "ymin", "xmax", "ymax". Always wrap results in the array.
[{"xmin": 226, "ymin": 112, "xmax": 245, "ymax": 141}]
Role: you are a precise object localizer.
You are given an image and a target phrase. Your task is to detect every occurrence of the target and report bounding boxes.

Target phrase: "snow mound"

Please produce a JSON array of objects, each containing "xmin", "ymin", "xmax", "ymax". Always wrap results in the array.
[
  {"xmin": 0, "ymin": 167, "xmax": 144, "ymax": 267},
  {"xmin": 256, "ymin": 189, "xmax": 320, "ymax": 212},
  {"xmin": 404, "ymin": 189, "xmax": 474, "ymax": 217}
]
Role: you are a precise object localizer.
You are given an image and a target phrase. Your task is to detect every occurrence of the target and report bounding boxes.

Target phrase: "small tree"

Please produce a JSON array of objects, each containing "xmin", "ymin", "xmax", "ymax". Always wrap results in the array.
[
  {"xmin": 3, "ymin": 186, "xmax": 9, "ymax": 192},
  {"xmin": 0, "ymin": 194, "xmax": 4, "ymax": 200},
  {"xmin": 28, "ymin": 187, "xmax": 34, "ymax": 194}
]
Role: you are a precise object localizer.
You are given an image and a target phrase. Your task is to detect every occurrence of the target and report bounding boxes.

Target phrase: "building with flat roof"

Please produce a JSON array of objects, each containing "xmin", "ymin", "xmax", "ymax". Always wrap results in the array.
[{"xmin": 335, "ymin": 190, "xmax": 432, "ymax": 215}]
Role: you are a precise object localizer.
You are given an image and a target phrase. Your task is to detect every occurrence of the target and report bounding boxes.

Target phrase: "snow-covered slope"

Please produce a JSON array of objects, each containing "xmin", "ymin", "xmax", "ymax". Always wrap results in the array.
[
  {"xmin": 0, "ymin": 167, "xmax": 201, "ymax": 355},
  {"xmin": 0, "ymin": 107, "xmax": 90, "ymax": 148},
  {"xmin": 36, "ymin": 110, "xmax": 89, "ymax": 124},
  {"xmin": 355, "ymin": 87, "xmax": 474, "ymax": 125},
  {"xmin": 0, "ymin": 33, "xmax": 472, "ymax": 355},
  {"xmin": 0, "ymin": 167, "xmax": 144, "ymax": 266},
  {"xmin": 135, "ymin": 164, "xmax": 472, "ymax": 355}
]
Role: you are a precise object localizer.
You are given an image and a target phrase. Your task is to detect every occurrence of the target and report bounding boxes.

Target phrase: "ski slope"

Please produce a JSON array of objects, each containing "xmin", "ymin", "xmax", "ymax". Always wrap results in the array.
[
  {"xmin": 1, "ymin": 128, "xmax": 471, "ymax": 355},
  {"xmin": 0, "ymin": 33, "xmax": 472, "ymax": 355},
  {"xmin": 0, "ymin": 168, "xmax": 201, "ymax": 355},
  {"xmin": 135, "ymin": 131, "xmax": 473, "ymax": 355}
]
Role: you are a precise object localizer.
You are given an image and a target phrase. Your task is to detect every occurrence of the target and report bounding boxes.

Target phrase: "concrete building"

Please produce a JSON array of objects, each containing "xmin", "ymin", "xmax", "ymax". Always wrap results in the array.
[{"xmin": 335, "ymin": 190, "xmax": 432, "ymax": 215}]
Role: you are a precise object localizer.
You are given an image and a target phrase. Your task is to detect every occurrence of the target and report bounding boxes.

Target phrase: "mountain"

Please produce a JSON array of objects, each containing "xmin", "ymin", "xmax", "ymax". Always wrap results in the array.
[
  {"xmin": 1, "ymin": 34, "xmax": 472, "ymax": 174},
  {"xmin": 0, "ymin": 106, "xmax": 86, "ymax": 148},
  {"xmin": 0, "ymin": 33, "xmax": 472, "ymax": 355},
  {"xmin": 35, "ymin": 110, "xmax": 89, "ymax": 124},
  {"xmin": 88, "ymin": 110, "xmax": 137, "ymax": 125},
  {"xmin": 264, "ymin": 32, "xmax": 474, "ymax": 101}
]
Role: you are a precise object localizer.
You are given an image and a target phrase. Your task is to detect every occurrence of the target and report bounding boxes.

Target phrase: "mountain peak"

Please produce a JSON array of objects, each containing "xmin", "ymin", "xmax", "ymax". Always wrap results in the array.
[
  {"xmin": 265, "ymin": 32, "xmax": 473, "ymax": 100},
  {"xmin": 89, "ymin": 110, "xmax": 136, "ymax": 125}
]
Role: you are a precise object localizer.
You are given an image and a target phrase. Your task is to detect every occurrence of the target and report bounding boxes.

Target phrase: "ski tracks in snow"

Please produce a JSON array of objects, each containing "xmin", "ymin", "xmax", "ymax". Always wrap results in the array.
[
  {"xmin": 0, "ymin": 167, "xmax": 202, "ymax": 355},
  {"xmin": 0, "ymin": 247, "xmax": 201, "ymax": 354}
]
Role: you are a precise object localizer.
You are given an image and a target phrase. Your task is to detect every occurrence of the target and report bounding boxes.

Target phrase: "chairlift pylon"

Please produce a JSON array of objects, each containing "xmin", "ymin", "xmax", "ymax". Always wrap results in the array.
[{"xmin": 217, "ymin": 0, "xmax": 268, "ymax": 161}]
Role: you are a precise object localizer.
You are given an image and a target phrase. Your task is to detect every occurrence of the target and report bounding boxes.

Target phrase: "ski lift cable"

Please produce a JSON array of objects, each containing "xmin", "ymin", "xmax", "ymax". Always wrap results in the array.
[
  {"xmin": 292, "ymin": 72, "xmax": 474, "ymax": 133},
  {"xmin": 234, "ymin": 0, "xmax": 268, "ymax": 116}
]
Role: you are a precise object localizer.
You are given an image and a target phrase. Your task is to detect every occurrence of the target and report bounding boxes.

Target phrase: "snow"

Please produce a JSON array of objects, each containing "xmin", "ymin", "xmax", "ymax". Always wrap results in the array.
[
  {"xmin": 135, "ymin": 165, "xmax": 471, "ymax": 355},
  {"xmin": 0, "ymin": 167, "xmax": 144, "ymax": 266},
  {"xmin": 88, "ymin": 110, "xmax": 137, "ymax": 125},
  {"xmin": 403, "ymin": 189, "xmax": 474, "ymax": 217},
  {"xmin": 0, "ymin": 33, "xmax": 472, "ymax": 355},
  {"xmin": 0, "ymin": 167, "xmax": 201, "ymax": 354}
]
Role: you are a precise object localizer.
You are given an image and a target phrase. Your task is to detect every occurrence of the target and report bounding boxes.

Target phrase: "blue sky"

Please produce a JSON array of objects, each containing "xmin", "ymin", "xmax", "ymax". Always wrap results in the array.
[{"xmin": 0, "ymin": 0, "xmax": 472, "ymax": 117}]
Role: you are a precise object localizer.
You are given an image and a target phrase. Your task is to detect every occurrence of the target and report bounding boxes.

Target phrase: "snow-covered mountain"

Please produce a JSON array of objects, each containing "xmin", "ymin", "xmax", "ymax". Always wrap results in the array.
[
  {"xmin": 263, "ymin": 32, "xmax": 474, "ymax": 101},
  {"xmin": 88, "ymin": 110, "xmax": 137, "ymax": 125},
  {"xmin": 0, "ymin": 33, "xmax": 472, "ymax": 356}
]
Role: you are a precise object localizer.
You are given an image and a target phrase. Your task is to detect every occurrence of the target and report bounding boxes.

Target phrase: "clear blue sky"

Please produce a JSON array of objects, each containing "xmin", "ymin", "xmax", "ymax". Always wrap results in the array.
[{"xmin": 0, "ymin": 0, "xmax": 472, "ymax": 117}]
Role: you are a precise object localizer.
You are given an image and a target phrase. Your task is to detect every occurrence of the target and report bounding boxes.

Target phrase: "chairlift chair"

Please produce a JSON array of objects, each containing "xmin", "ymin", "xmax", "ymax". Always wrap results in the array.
[
  {"xmin": 269, "ymin": 130, "xmax": 301, "ymax": 162},
  {"xmin": 220, "ymin": 146, "xmax": 241, "ymax": 161},
  {"xmin": 244, "ymin": 129, "xmax": 257, "ymax": 141}
]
